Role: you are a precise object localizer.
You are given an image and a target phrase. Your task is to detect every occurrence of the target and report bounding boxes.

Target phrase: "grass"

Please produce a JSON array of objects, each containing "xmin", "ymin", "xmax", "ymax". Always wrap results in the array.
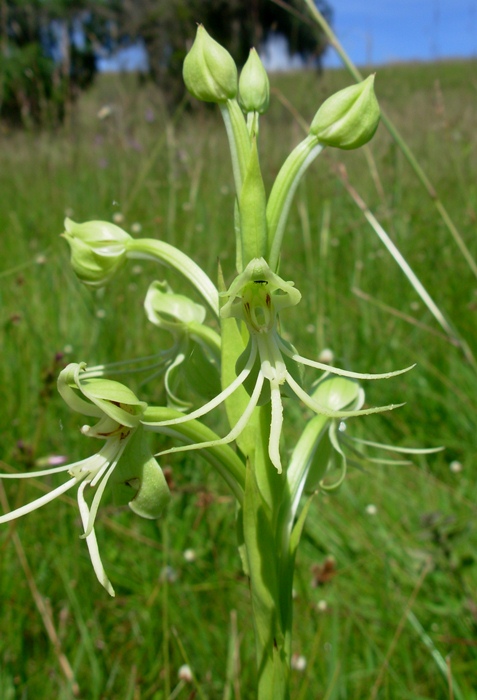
[{"xmin": 1, "ymin": 57, "xmax": 477, "ymax": 699}]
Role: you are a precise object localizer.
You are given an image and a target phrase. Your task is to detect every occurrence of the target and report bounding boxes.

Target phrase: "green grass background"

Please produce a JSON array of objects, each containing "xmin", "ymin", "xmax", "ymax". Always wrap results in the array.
[{"xmin": 1, "ymin": 59, "xmax": 477, "ymax": 699}]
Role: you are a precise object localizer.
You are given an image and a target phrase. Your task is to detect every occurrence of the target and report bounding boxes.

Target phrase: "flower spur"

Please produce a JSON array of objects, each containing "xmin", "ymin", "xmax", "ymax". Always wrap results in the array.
[{"xmin": 145, "ymin": 258, "xmax": 413, "ymax": 472}]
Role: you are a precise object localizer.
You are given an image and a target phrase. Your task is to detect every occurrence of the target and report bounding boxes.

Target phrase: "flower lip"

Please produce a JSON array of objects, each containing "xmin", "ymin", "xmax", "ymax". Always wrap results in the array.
[{"xmin": 221, "ymin": 257, "xmax": 301, "ymax": 332}]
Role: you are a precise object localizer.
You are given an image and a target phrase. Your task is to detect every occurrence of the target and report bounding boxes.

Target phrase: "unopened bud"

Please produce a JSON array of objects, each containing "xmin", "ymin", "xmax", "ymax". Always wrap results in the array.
[
  {"xmin": 62, "ymin": 218, "xmax": 130, "ymax": 287},
  {"xmin": 239, "ymin": 48, "xmax": 270, "ymax": 114},
  {"xmin": 310, "ymin": 75, "xmax": 380, "ymax": 150},
  {"xmin": 183, "ymin": 25, "xmax": 237, "ymax": 103}
]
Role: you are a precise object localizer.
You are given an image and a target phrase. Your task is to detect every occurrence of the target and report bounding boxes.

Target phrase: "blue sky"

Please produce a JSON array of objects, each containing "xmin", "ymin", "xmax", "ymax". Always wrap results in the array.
[
  {"xmin": 98, "ymin": 1, "xmax": 477, "ymax": 72},
  {"xmin": 322, "ymin": 0, "xmax": 477, "ymax": 67}
]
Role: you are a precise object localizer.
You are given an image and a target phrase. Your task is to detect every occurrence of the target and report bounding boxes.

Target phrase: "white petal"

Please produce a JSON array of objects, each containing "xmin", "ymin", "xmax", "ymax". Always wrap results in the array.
[
  {"xmin": 77, "ymin": 482, "xmax": 115, "ymax": 596},
  {"xmin": 0, "ymin": 477, "xmax": 77, "ymax": 524},
  {"xmin": 268, "ymin": 381, "xmax": 284, "ymax": 473},
  {"xmin": 277, "ymin": 336, "xmax": 414, "ymax": 380},
  {"xmin": 158, "ymin": 371, "xmax": 265, "ymax": 458},
  {"xmin": 83, "ymin": 440, "xmax": 128, "ymax": 537},
  {"xmin": 285, "ymin": 372, "xmax": 403, "ymax": 418},
  {"xmin": 347, "ymin": 437, "xmax": 444, "ymax": 454},
  {"xmin": 146, "ymin": 341, "xmax": 257, "ymax": 428},
  {"xmin": 0, "ymin": 464, "xmax": 74, "ymax": 479}
]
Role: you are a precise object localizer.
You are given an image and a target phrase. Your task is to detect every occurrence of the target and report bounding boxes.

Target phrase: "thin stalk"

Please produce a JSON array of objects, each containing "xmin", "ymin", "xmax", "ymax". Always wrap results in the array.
[
  {"xmin": 219, "ymin": 99, "xmax": 251, "ymax": 197},
  {"xmin": 336, "ymin": 163, "xmax": 477, "ymax": 368},
  {"xmin": 126, "ymin": 238, "xmax": 219, "ymax": 318}
]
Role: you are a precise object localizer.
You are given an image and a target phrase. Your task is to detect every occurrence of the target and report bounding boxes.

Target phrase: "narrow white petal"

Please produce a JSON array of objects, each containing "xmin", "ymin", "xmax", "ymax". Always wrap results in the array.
[
  {"xmin": 0, "ymin": 477, "xmax": 77, "ymax": 524},
  {"xmin": 146, "ymin": 341, "xmax": 257, "ymax": 428},
  {"xmin": 269, "ymin": 381, "xmax": 284, "ymax": 473},
  {"xmin": 158, "ymin": 371, "xmax": 265, "ymax": 457},
  {"xmin": 277, "ymin": 335, "xmax": 414, "ymax": 380},
  {"xmin": 77, "ymin": 482, "xmax": 115, "ymax": 596},
  {"xmin": 347, "ymin": 437, "xmax": 444, "ymax": 454},
  {"xmin": 83, "ymin": 441, "xmax": 128, "ymax": 537},
  {"xmin": 285, "ymin": 372, "xmax": 403, "ymax": 418},
  {"xmin": 0, "ymin": 464, "xmax": 74, "ymax": 479}
]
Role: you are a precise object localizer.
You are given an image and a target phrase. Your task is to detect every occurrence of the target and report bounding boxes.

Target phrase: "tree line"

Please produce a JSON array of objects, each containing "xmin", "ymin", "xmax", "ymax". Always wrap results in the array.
[{"xmin": 0, "ymin": 0, "xmax": 332, "ymax": 126}]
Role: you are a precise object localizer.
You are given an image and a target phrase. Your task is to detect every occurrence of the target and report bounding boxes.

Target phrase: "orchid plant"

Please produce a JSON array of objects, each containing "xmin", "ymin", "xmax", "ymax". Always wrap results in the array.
[{"xmin": 0, "ymin": 26, "xmax": 437, "ymax": 699}]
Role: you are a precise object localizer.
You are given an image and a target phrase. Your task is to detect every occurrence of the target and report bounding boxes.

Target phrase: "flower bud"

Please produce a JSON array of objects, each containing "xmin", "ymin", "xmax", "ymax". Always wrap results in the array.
[
  {"xmin": 183, "ymin": 25, "xmax": 238, "ymax": 103},
  {"xmin": 62, "ymin": 218, "xmax": 131, "ymax": 287},
  {"xmin": 144, "ymin": 281, "xmax": 206, "ymax": 337},
  {"xmin": 309, "ymin": 75, "xmax": 380, "ymax": 150},
  {"xmin": 239, "ymin": 48, "xmax": 270, "ymax": 114}
]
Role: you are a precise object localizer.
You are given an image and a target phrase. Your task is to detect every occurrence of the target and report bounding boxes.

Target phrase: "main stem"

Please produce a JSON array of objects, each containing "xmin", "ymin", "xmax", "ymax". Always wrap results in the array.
[{"xmin": 242, "ymin": 409, "xmax": 294, "ymax": 699}]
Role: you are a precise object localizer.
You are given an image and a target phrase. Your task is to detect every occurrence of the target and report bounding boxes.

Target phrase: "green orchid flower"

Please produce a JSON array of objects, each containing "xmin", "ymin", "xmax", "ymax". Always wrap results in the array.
[
  {"xmin": 145, "ymin": 258, "xmax": 413, "ymax": 473},
  {"xmin": 0, "ymin": 363, "xmax": 170, "ymax": 596}
]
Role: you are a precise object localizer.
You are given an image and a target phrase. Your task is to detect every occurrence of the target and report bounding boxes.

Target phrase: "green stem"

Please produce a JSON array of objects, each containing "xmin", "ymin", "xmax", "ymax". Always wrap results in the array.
[
  {"xmin": 242, "ymin": 461, "xmax": 291, "ymax": 700},
  {"xmin": 219, "ymin": 99, "xmax": 251, "ymax": 197},
  {"xmin": 126, "ymin": 238, "xmax": 219, "ymax": 318},
  {"xmin": 267, "ymin": 136, "xmax": 323, "ymax": 270}
]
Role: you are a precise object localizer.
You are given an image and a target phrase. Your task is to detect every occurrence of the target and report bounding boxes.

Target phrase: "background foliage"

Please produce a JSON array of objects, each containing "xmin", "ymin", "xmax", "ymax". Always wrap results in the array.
[{"xmin": 0, "ymin": 0, "xmax": 331, "ymax": 124}]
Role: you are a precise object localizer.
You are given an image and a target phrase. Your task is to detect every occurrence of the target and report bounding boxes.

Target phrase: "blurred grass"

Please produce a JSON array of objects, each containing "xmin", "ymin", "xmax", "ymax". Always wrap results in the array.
[{"xmin": 1, "ymin": 59, "xmax": 477, "ymax": 698}]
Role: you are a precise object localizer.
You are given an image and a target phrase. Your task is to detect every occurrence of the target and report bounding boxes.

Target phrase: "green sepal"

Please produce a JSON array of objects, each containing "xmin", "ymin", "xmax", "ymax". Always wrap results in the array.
[
  {"xmin": 110, "ymin": 426, "xmax": 170, "ymax": 519},
  {"xmin": 239, "ymin": 138, "xmax": 268, "ymax": 266},
  {"xmin": 58, "ymin": 363, "xmax": 146, "ymax": 427},
  {"xmin": 311, "ymin": 375, "xmax": 363, "ymax": 411},
  {"xmin": 79, "ymin": 376, "xmax": 147, "ymax": 428},
  {"xmin": 144, "ymin": 280, "xmax": 206, "ymax": 334}
]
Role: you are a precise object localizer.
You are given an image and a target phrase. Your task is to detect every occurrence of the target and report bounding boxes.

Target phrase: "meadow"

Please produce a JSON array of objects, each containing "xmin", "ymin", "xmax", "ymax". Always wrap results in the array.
[{"xmin": 1, "ymin": 57, "xmax": 477, "ymax": 699}]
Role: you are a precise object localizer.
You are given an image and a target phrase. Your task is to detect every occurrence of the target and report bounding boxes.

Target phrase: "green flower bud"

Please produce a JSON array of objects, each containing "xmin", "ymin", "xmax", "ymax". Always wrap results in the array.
[
  {"xmin": 309, "ymin": 75, "xmax": 380, "ymax": 150},
  {"xmin": 62, "ymin": 218, "xmax": 131, "ymax": 287},
  {"xmin": 144, "ymin": 281, "xmax": 206, "ymax": 337},
  {"xmin": 183, "ymin": 25, "xmax": 238, "ymax": 103},
  {"xmin": 239, "ymin": 48, "xmax": 270, "ymax": 114}
]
